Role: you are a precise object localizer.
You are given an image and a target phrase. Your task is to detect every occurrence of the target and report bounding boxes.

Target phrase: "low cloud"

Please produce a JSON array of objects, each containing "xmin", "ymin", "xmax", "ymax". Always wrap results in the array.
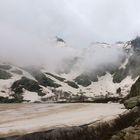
[{"xmin": 0, "ymin": 0, "xmax": 136, "ymax": 72}]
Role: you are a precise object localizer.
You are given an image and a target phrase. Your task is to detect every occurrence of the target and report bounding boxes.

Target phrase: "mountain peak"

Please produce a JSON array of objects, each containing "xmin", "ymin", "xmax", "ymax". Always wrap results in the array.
[{"xmin": 55, "ymin": 36, "xmax": 65, "ymax": 43}]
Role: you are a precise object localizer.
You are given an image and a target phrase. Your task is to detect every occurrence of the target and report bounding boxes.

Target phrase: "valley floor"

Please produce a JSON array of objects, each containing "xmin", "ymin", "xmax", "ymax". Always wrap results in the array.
[{"xmin": 0, "ymin": 103, "xmax": 125, "ymax": 138}]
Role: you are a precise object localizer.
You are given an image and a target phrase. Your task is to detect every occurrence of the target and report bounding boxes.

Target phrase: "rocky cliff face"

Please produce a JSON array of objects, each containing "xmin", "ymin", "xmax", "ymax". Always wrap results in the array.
[
  {"xmin": 128, "ymin": 77, "xmax": 140, "ymax": 98},
  {"xmin": 116, "ymin": 37, "xmax": 140, "ymax": 139},
  {"xmin": 123, "ymin": 37, "xmax": 140, "ymax": 108}
]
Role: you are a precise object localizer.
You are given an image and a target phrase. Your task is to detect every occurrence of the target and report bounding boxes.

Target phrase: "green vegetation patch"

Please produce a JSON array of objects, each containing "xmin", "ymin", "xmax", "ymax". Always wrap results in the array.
[{"xmin": 124, "ymin": 96, "xmax": 140, "ymax": 109}]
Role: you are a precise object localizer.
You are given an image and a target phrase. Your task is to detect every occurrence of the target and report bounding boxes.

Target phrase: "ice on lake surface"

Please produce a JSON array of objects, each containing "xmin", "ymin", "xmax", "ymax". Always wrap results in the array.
[{"xmin": 0, "ymin": 103, "xmax": 126, "ymax": 138}]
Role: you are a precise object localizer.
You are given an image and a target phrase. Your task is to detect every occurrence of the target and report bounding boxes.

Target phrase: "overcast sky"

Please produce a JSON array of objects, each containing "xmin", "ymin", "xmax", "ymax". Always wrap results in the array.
[{"xmin": 0, "ymin": 0, "xmax": 140, "ymax": 48}]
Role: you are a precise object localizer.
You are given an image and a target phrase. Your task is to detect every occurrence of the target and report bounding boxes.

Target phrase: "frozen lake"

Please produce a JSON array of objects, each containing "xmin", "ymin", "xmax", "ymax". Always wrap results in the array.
[{"xmin": 0, "ymin": 103, "xmax": 126, "ymax": 138}]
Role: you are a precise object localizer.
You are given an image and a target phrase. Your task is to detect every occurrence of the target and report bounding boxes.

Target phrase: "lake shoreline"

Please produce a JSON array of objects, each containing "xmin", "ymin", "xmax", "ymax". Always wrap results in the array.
[{"xmin": 0, "ymin": 106, "xmax": 139, "ymax": 140}]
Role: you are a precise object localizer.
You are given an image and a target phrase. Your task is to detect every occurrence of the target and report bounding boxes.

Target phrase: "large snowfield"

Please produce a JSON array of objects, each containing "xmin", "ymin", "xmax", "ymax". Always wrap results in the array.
[{"xmin": 0, "ymin": 103, "xmax": 126, "ymax": 138}]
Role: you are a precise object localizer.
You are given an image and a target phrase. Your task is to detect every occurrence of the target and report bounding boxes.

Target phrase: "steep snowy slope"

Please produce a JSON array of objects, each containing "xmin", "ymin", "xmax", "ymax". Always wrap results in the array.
[{"xmin": 0, "ymin": 37, "xmax": 139, "ymax": 103}]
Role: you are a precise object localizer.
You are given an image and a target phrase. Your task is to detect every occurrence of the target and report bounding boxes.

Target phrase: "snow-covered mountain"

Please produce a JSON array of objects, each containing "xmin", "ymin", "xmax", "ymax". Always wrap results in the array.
[{"xmin": 0, "ymin": 37, "xmax": 140, "ymax": 103}]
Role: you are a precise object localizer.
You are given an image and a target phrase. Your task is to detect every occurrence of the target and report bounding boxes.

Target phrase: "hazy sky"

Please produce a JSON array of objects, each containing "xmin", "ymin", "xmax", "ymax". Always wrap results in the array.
[{"xmin": 0, "ymin": 0, "xmax": 140, "ymax": 48}]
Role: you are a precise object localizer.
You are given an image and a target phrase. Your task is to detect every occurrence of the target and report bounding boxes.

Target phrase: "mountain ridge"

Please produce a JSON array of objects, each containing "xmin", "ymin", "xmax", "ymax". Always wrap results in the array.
[{"xmin": 0, "ymin": 37, "xmax": 140, "ymax": 103}]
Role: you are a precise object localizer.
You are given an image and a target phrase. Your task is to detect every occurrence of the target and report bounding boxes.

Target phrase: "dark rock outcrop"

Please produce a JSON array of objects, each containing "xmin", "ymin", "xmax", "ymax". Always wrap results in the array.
[
  {"xmin": 11, "ymin": 77, "xmax": 45, "ymax": 97},
  {"xmin": 0, "ymin": 69, "xmax": 12, "ymax": 79},
  {"xmin": 127, "ymin": 77, "xmax": 140, "ymax": 99},
  {"xmin": 110, "ymin": 123, "xmax": 140, "ymax": 140},
  {"xmin": 131, "ymin": 36, "xmax": 140, "ymax": 53},
  {"xmin": 56, "ymin": 36, "xmax": 65, "ymax": 43},
  {"xmin": 11, "ymin": 77, "xmax": 42, "ymax": 93},
  {"xmin": 74, "ymin": 74, "xmax": 93, "ymax": 87},
  {"xmin": 0, "ymin": 65, "xmax": 12, "ymax": 70},
  {"xmin": 0, "ymin": 96, "xmax": 24, "ymax": 103},
  {"xmin": 65, "ymin": 81, "xmax": 79, "ymax": 89},
  {"xmin": 45, "ymin": 72, "xmax": 65, "ymax": 82},
  {"xmin": 113, "ymin": 68, "xmax": 128, "ymax": 83},
  {"xmin": 123, "ymin": 76, "xmax": 140, "ymax": 109},
  {"xmin": 25, "ymin": 69, "xmax": 61, "ymax": 88},
  {"xmin": 110, "ymin": 115, "xmax": 140, "ymax": 140}
]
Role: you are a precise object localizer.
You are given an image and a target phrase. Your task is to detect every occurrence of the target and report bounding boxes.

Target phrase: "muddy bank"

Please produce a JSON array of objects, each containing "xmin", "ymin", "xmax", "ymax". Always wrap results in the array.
[{"xmin": 1, "ymin": 107, "xmax": 140, "ymax": 140}]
